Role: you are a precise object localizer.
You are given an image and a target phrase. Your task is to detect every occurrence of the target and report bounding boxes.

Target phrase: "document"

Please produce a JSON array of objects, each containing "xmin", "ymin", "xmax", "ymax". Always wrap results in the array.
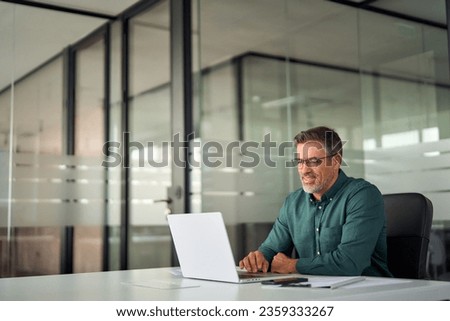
[
  {"xmin": 283, "ymin": 276, "xmax": 366, "ymax": 289},
  {"xmin": 121, "ymin": 280, "xmax": 200, "ymax": 290}
]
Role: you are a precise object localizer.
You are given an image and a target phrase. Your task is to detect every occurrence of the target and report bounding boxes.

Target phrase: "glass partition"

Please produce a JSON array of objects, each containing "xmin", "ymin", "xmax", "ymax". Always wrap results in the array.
[
  {"xmin": 1, "ymin": 0, "xmax": 449, "ymax": 281},
  {"xmin": 106, "ymin": 20, "xmax": 123, "ymax": 271},
  {"xmin": 73, "ymin": 35, "xmax": 106, "ymax": 273},
  {"xmin": 358, "ymin": 9, "xmax": 450, "ymax": 280},
  {"xmin": 195, "ymin": 0, "xmax": 362, "ymax": 261},
  {"xmin": 128, "ymin": 0, "xmax": 172, "ymax": 269},
  {"xmin": 0, "ymin": 3, "xmax": 13, "ymax": 277},
  {"xmin": 9, "ymin": 56, "xmax": 64, "ymax": 276},
  {"xmin": 195, "ymin": 0, "xmax": 450, "ymax": 280},
  {"xmin": 0, "ymin": 1, "xmax": 107, "ymax": 277}
]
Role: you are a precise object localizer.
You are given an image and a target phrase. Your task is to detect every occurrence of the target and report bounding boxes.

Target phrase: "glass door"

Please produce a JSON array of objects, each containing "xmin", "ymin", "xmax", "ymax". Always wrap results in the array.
[{"xmin": 127, "ymin": 0, "xmax": 172, "ymax": 269}]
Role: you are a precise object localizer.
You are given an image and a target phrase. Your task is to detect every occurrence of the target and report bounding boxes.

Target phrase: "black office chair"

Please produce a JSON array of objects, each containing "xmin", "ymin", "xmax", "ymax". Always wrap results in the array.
[{"xmin": 383, "ymin": 193, "xmax": 433, "ymax": 279}]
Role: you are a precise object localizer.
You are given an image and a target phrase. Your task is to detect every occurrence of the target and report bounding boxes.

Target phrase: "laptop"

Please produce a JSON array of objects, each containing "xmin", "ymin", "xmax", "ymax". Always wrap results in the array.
[{"xmin": 167, "ymin": 212, "xmax": 297, "ymax": 283}]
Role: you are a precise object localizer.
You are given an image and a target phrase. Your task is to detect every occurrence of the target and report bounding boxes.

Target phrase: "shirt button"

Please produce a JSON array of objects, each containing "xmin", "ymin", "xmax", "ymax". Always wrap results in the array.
[
  {"xmin": 317, "ymin": 251, "xmax": 321, "ymax": 256},
  {"xmin": 330, "ymin": 198, "xmax": 333, "ymax": 201},
  {"xmin": 318, "ymin": 206, "xmax": 322, "ymax": 210},
  {"xmin": 316, "ymin": 228, "xmax": 319, "ymax": 232}
]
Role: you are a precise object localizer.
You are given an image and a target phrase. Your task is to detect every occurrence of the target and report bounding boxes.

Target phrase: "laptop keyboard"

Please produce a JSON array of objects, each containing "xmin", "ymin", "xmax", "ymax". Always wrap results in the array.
[{"xmin": 238, "ymin": 272, "xmax": 266, "ymax": 279}]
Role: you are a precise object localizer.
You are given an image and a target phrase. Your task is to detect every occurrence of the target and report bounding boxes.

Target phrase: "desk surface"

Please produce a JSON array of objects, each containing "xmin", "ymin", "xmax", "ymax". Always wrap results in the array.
[{"xmin": 0, "ymin": 267, "xmax": 449, "ymax": 301}]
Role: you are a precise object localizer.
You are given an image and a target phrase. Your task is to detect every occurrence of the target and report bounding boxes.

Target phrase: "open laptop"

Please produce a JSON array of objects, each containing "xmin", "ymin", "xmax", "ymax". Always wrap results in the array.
[{"xmin": 167, "ymin": 212, "xmax": 297, "ymax": 283}]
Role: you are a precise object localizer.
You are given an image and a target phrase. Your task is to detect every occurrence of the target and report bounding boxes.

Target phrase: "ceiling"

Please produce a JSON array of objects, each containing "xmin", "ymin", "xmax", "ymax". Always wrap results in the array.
[
  {"xmin": 0, "ymin": 0, "xmax": 447, "ymax": 91},
  {"xmin": 24, "ymin": 0, "xmax": 139, "ymax": 16}
]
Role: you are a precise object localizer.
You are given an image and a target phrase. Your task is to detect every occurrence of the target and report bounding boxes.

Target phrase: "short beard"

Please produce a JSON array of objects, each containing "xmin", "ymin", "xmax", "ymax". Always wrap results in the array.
[
  {"xmin": 302, "ymin": 182, "xmax": 324, "ymax": 194},
  {"xmin": 301, "ymin": 174, "xmax": 333, "ymax": 195}
]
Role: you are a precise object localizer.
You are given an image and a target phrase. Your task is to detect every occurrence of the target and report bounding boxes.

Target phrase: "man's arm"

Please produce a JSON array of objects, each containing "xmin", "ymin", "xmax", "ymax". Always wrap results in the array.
[
  {"xmin": 240, "ymin": 198, "xmax": 295, "ymax": 273},
  {"xmin": 258, "ymin": 199, "xmax": 296, "ymax": 267}
]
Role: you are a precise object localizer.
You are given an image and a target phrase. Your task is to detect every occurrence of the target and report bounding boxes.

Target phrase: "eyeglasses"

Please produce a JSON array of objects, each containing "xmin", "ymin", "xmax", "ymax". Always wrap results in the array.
[{"xmin": 292, "ymin": 154, "xmax": 337, "ymax": 167}]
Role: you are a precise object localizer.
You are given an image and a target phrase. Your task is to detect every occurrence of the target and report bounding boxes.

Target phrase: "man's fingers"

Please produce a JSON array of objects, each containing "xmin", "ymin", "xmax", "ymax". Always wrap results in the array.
[
  {"xmin": 250, "ymin": 251, "xmax": 268, "ymax": 272},
  {"xmin": 239, "ymin": 251, "xmax": 270, "ymax": 273},
  {"xmin": 240, "ymin": 251, "xmax": 258, "ymax": 272},
  {"xmin": 257, "ymin": 253, "xmax": 263, "ymax": 271},
  {"xmin": 271, "ymin": 252, "xmax": 297, "ymax": 274},
  {"xmin": 247, "ymin": 252, "xmax": 258, "ymax": 272},
  {"xmin": 262, "ymin": 259, "xmax": 269, "ymax": 273},
  {"xmin": 240, "ymin": 255, "xmax": 253, "ymax": 272},
  {"xmin": 256, "ymin": 252, "xmax": 269, "ymax": 272}
]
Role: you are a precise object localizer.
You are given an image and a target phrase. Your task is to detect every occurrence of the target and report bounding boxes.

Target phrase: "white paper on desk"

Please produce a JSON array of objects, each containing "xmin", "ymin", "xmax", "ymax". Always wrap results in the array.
[
  {"xmin": 344, "ymin": 277, "xmax": 411, "ymax": 289},
  {"xmin": 121, "ymin": 280, "xmax": 200, "ymax": 290},
  {"xmin": 303, "ymin": 276, "xmax": 365, "ymax": 289}
]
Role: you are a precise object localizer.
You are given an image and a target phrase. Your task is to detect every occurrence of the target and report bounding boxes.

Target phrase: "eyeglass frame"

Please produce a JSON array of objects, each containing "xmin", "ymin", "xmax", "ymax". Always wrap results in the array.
[{"xmin": 292, "ymin": 153, "xmax": 338, "ymax": 167}]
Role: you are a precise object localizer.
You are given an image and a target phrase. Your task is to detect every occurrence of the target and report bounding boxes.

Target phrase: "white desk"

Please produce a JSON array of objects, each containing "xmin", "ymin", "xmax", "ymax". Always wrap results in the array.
[{"xmin": 0, "ymin": 267, "xmax": 449, "ymax": 301}]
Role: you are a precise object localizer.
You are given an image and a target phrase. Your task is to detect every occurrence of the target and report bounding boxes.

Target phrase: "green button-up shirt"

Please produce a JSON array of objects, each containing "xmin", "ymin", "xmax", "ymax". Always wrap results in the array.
[{"xmin": 259, "ymin": 170, "xmax": 392, "ymax": 277}]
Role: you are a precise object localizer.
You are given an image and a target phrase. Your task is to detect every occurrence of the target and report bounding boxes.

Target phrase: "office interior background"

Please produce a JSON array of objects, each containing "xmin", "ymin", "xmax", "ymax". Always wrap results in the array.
[{"xmin": 1, "ymin": 0, "xmax": 450, "ymax": 280}]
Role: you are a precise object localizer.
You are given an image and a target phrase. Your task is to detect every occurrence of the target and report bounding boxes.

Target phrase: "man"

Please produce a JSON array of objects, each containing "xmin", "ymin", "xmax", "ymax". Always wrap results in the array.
[{"xmin": 239, "ymin": 126, "xmax": 392, "ymax": 277}]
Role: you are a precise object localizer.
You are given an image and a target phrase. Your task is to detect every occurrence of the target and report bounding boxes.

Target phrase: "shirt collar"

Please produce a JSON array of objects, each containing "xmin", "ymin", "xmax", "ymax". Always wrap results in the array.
[{"xmin": 309, "ymin": 169, "xmax": 348, "ymax": 202}]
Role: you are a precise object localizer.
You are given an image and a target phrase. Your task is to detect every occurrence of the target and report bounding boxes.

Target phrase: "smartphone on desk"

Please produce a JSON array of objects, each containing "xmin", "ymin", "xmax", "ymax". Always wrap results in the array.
[{"xmin": 261, "ymin": 277, "xmax": 308, "ymax": 285}]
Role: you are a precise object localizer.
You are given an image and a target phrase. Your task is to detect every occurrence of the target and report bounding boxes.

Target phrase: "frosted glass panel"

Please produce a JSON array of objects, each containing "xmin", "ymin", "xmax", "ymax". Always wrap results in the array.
[
  {"xmin": 199, "ymin": 139, "xmax": 292, "ymax": 223},
  {"xmin": 3, "ymin": 153, "xmax": 108, "ymax": 227},
  {"xmin": 0, "ymin": 53, "xmax": 65, "ymax": 276},
  {"xmin": 365, "ymin": 138, "xmax": 450, "ymax": 221}
]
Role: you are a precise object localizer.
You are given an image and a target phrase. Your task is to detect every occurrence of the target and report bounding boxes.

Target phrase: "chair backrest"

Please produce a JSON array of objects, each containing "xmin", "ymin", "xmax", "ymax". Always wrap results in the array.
[{"xmin": 383, "ymin": 193, "xmax": 433, "ymax": 279}]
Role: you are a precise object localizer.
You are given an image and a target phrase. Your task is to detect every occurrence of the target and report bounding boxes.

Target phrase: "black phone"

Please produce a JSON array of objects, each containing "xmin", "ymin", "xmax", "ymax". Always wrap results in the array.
[{"xmin": 261, "ymin": 277, "xmax": 308, "ymax": 285}]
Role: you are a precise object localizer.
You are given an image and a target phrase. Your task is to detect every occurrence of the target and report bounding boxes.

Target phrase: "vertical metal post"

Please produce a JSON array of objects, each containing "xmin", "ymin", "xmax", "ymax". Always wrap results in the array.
[
  {"xmin": 233, "ymin": 57, "xmax": 244, "ymax": 141},
  {"xmin": 170, "ymin": 0, "xmax": 193, "ymax": 215},
  {"xmin": 442, "ymin": 0, "xmax": 450, "ymax": 139},
  {"xmin": 119, "ymin": 17, "xmax": 130, "ymax": 271},
  {"xmin": 102, "ymin": 24, "xmax": 111, "ymax": 272},
  {"xmin": 61, "ymin": 47, "xmax": 75, "ymax": 274}
]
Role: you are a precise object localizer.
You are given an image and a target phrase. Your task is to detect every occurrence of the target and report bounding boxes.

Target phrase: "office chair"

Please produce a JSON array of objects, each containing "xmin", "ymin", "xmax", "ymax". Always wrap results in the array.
[{"xmin": 383, "ymin": 193, "xmax": 433, "ymax": 279}]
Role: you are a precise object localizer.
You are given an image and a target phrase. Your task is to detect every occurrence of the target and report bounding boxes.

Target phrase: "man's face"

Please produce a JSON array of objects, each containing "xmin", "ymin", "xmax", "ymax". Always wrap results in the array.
[{"xmin": 296, "ymin": 141, "xmax": 340, "ymax": 199}]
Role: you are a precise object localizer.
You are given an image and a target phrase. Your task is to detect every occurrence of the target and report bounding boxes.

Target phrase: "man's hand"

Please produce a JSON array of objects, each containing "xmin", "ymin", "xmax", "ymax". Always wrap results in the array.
[
  {"xmin": 239, "ymin": 250, "xmax": 269, "ymax": 273},
  {"xmin": 270, "ymin": 253, "xmax": 298, "ymax": 274}
]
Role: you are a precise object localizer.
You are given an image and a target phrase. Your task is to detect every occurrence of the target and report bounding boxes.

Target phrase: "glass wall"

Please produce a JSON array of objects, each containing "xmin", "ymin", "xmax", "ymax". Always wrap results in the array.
[
  {"xmin": 195, "ymin": 0, "xmax": 450, "ymax": 280},
  {"xmin": 73, "ymin": 35, "xmax": 107, "ymax": 273},
  {"xmin": 0, "ymin": 2, "xmax": 107, "ymax": 277},
  {"xmin": 0, "ymin": 3, "xmax": 14, "ymax": 276},
  {"xmin": 358, "ymin": 9, "xmax": 450, "ymax": 280},
  {"xmin": 0, "ymin": 0, "xmax": 173, "ymax": 276},
  {"xmin": 1, "ymin": 0, "xmax": 449, "ymax": 281},
  {"xmin": 128, "ymin": 0, "xmax": 172, "ymax": 269},
  {"xmin": 194, "ymin": 0, "xmax": 363, "ymax": 261},
  {"xmin": 106, "ymin": 20, "xmax": 123, "ymax": 272},
  {"xmin": 9, "ymin": 56, "xmax": 64, "ymax": 276}
]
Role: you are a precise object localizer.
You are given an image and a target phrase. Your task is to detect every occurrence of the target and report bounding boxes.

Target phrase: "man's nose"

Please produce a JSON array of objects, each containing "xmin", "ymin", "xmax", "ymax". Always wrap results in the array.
[{"xmin": 298, "ymin": 163, "xmax": 310, "ymax": 173}]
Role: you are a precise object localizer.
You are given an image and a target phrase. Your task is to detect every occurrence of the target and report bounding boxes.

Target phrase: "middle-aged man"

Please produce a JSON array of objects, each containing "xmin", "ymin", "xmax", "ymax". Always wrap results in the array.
[{"xmin": 239, "ymin": 126, "xmax": 392, "ymax": 277}]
